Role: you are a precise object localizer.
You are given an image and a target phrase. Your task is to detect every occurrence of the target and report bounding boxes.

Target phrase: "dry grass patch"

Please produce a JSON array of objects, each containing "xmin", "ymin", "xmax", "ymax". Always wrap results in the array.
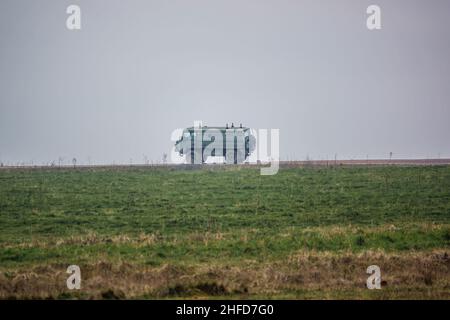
[{"xmin": 0, "ymin": 250, "xmax": 448, "ymax": 299}]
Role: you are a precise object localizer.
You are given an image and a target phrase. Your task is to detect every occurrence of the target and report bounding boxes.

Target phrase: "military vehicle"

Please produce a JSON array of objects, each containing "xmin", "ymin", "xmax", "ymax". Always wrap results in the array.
[{"xmin": 175, "ymin": 123, "xmax": 256, "ymax": 164}]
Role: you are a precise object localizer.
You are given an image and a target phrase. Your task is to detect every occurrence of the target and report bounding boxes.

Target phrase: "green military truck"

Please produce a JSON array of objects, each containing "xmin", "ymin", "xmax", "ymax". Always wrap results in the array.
[{"xmin": 175, "ymin": 123, "xmax": 256, "ymax": 164}]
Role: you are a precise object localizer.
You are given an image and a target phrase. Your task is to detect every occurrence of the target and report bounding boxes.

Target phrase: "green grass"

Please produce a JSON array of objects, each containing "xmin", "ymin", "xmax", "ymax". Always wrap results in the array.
[
  {"xmin": 1, "ymin": 166, "xmax": 449, "ymax": 239},
  {"xmin": 0, "ymin": 225, "xmax": 448, "ymax": 269},
  {"xmin": 0, "ymin": 165, "xmax": 449, "ymax": 298}
]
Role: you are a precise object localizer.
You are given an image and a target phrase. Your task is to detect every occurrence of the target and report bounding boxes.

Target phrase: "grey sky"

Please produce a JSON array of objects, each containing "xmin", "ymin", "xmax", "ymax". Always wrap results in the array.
[{"xmin": 0, "ymin": 0, "xmax": 449, "ymax": 165}]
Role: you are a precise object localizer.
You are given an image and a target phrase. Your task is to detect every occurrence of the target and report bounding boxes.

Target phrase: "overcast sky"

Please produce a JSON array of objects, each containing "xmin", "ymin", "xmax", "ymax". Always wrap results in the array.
[{"xmin": 0, "ymin": 0, "xmax": 449, "ymax": 165}]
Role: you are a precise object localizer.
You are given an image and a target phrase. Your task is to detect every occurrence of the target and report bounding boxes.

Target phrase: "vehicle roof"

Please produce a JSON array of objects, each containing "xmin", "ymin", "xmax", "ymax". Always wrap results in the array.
[{"xmin": 185, "ymin": 126, "xmax": 249, "ymax": 130}]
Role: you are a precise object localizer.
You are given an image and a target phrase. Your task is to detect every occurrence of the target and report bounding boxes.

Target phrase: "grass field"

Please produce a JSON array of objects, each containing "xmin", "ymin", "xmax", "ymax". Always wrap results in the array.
[{"xmin": 0, "ymin": 165, "xmax": 449, "ymax": 299}]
